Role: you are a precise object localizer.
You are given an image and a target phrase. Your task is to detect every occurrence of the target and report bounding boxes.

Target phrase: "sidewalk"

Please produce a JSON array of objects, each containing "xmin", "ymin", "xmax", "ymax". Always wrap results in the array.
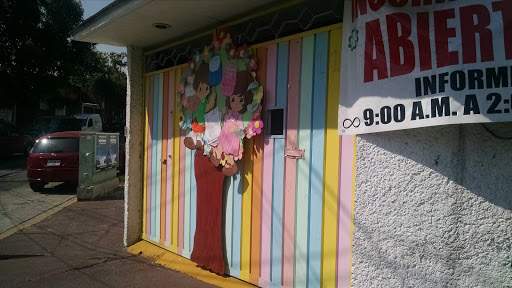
[{"xmin": 0, "ymin": 200, "xmax": 218, "ymax": 288}]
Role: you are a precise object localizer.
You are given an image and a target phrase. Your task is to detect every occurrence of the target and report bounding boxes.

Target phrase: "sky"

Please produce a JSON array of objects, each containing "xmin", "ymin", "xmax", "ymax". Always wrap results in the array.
[{"xmin": 80, "ymin": 0, "xmax": 126, "ymax": 54}]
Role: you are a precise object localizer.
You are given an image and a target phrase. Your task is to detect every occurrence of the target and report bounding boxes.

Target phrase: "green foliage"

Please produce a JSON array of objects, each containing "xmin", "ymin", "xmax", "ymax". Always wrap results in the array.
[
  {"xmin": 0, "ymin": 0, "xmax": 83, "ymax": 105},
  {"xmin": 0, "ymin": 0, "xmax": 126, "ymax": 126}
]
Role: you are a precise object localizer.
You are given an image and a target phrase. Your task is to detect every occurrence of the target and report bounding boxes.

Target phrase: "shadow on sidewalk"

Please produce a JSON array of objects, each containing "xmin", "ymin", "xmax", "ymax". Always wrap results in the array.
[{"xmin": 0, "ymin": 200, "xmax": 217, "ymax": 288}]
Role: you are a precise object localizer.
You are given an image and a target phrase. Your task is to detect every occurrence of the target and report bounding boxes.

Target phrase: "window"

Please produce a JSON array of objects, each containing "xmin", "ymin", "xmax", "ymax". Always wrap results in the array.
[
  {"xmin": 87, "ymin": 119, "xmax": 93, "ymax": 127},
  {"xmin": 266, "ymin": 108, "xmax": 285, "ymax": 138},
  {"xmin": 32, "ymin": 138, "xmax": 79, "ymax": 153}
]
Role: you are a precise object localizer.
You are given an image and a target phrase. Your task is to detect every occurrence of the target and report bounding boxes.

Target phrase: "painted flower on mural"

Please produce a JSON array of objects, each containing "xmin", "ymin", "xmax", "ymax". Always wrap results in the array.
[
  {"xmin": 222, "ymin": 33, "xmax": 232, "ymax": 48},
  {"xmin": 213, "ymin": 31, "xmax": 228, "ymax": 51},
  {"xmin": 244, "ymin": 119, "xmax": 263, "ymax": 139},
  {"xmin": 253, "ymin": 119, "xmax": 263, "ymax": 134},
  {"xmin": 219, "ymin": 152, "xmax": 227, "ymax": 166},
  {"xmin": 178, "ymin": 83, "xmax": 185, "ymax": 94},
  {"xmin": 348, "ymin": 27, "xmax": 359, "ymax": 51},
  {"xmin": 236, "ymin": 44, "xmax": 249, "ymax": 59},
  {"xmin": 248, "ymin": 57, "xmax": 257, "ymax": 71},
  {"xmin": 188, "ymin": 59, "xmax": 195, "ymax": 70},
  {"xmin": 228, "ymin": 48, "xmax": 236, "ymax": 59},
  {"xmin": 186, "ymin": 75, "xmax": 194, "ymax": 85}
]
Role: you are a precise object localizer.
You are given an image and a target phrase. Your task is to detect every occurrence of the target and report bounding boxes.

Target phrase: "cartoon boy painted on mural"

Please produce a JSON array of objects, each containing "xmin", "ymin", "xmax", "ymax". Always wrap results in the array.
[{"xmin": 183, "ymin": 62, "xmax": 216, "ymax": 150}]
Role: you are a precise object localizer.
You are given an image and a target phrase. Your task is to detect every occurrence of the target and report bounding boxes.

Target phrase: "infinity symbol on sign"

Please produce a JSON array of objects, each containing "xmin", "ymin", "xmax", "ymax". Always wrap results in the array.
[{"xmin": 343, "ymin": 117, "xmax": 361, "ymax": 129}]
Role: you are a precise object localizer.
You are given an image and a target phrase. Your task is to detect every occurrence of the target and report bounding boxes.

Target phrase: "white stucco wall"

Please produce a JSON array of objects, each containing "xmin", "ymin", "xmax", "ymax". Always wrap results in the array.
[
  {"xmin": 351, "ymin": 123, "xmax": 512, "ymax": 287},
  {"xmin": 124, "ymin": 45, "xmax": 144, "ymax": 248}
]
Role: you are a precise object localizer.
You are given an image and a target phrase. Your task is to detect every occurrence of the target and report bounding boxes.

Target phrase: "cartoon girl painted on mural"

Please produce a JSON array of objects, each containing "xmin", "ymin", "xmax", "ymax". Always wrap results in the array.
[{"xmin": 211, "ymin": 70, "xmax": 254, "ymax": 174}]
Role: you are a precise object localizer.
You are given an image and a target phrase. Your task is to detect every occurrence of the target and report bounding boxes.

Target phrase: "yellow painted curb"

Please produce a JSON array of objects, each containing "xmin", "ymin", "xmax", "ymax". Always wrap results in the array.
[
  {"xmin": 127, "ymin": 240, "xmax": 258, "ymax": 288},
  {"xmin": 0, "ymin": 196, "xmax": 77, "ymax": 240}
]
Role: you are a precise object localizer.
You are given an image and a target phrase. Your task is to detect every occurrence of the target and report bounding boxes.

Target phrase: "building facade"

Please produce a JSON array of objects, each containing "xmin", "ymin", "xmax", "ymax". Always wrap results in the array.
[{"xmin": 73, "ymin": 1, "xmax": 512, "ymax": 287}]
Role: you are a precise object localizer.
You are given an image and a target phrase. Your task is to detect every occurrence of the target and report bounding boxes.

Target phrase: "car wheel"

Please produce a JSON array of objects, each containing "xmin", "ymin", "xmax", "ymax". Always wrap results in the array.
[{"xmin": 29, "ymin": 182, "xmax": 45, "ymax": 192}]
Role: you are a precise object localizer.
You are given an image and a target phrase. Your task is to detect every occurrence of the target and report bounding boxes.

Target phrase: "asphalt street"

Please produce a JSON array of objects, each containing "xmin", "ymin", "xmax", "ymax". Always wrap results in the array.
[{"xmin": 0, "ymin": 155, "xmax": 76, "ymax": 236}]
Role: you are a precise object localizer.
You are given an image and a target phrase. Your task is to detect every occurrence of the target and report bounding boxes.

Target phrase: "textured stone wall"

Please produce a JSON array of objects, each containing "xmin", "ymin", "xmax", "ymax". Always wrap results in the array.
[
  {"xmin": 124, "ymin": 45, "xmax": 144, "ymax": 248},
  {"xmin": 352, "ymin": 123, "xmax": 512, "ymax": 287}
]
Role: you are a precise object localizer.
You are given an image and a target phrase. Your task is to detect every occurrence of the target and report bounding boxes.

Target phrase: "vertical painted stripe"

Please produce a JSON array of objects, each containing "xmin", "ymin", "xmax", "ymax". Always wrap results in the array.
[
  {"xmin": 270, "ymin": 41, "xmax": 289, "ymax": 288},
  {"xmin": 151, "ymin": 75, "xmax": 158, "ymax": 241},
  {"xmin": 183, "ymin": 134, "xmax": 192, "ymax": 258},
  {"xmin": 295, "ymin": 34, "xmax": 315, "ymax": 287},
  {"xmin": 146, "ymin": 76, "xmax": 155, "ymax": 239},
  {"xmin": 170, "ymin": 69, "xmax": 185, "ymax": 254},
  {"xmin": 143, "ymin": 76, "xmax": 149, "ymax": 238},
  {"xmin": 308, "ymin": 31, "xmax": 328, "ymax": 288},
  {"xmin": 249, "ymin": 46, "xmax": 267, "ymax": 286},
  {"xmin": 336, "ymin": 135, "xmax": 356, "ymax": 288},
  {"xmin": 166, "ymin": 70, "xmax": 175, "ymax": 247},
  {"xmin": 260, "ymin": 43, "xmax": 277, "ymax": 288},
  {"xmin": 283, "ymin": 37, "xmax": 302, "ymax": 288},
  {"xmin": 260, "ymin": 139, "xmax": 274, "ymax": 288},
  {"xmin": 271, "ymin": 139, "xmax": 285, "ymax": 288},
  {"xmin": 190, "ymin": 149, "xmax": 197, "ymax": 252},
  {"xmin": 322, "ymin": 28, "xmax": 342, "ymax": 287},
  {"xmin": 161, "ymin": 71, "xmax": 169, "ymax": 245},
  {"xmin": 231, "ymin": 161, "xmax": 243, "ymax": 278},
  {"xmin": 224, "ymin": 174, "xmax": 234, "ymax": 274},
  {"xmin": 152, "ymin": 75, "xmax": 157, "ymax": 241},
  {"xmin": 177, "ymin": 127, "xmax": 186, "ymax": 254},
  {"xmin": 241, "ymin": 138, "xmax": 253, "ymax": 281},
  {"xmin": 155, "ymin": 73, "xmax": 163, "ymax": 243}
]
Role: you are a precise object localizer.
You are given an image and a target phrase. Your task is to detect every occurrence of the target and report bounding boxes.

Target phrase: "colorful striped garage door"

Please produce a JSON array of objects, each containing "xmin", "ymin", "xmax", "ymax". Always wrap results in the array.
[{"xmin": 142, "ymin": 24, "xmax": 357, "ymax": 288}]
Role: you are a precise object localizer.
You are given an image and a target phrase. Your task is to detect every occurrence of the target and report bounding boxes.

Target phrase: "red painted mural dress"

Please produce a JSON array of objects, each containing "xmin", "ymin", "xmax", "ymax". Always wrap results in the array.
[{"xmin": 190, "ymin": 152, "xmax": 226, "ymax": 275}]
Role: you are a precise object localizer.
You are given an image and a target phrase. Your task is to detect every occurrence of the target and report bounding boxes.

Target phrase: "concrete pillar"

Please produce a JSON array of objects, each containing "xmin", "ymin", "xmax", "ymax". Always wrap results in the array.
[{"xmin": 124, "ymin": 45, "xmax": 144, "ymax": 248}]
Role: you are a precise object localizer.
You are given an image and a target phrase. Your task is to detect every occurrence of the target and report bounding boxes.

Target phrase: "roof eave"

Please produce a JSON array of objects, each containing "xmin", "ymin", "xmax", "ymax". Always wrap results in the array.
[{"xmin": 71, "ymin": 0, "xmax": 149, "ymax": 45}]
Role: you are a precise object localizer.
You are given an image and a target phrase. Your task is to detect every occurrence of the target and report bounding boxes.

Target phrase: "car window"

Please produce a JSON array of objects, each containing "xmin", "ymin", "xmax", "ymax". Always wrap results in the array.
[
  {"xmin": 31, "ymin": 138, "xmax": 79, "ymax": 153},
  {"xmin": 88, "ymin": 119, "xmax": 93, "ymax": 127}
]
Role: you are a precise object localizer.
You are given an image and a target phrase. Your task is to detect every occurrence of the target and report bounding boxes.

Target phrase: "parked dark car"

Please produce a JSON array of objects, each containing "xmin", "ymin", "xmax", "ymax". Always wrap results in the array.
[
  {"xmin": 0, "ymin": 120, "xmax": 34, "ymax": 157},
  {"xmin": 27, "ymin": 130, "xmax": 125, "ymax": 191},
  {"xmin": 27, "ymin": 131, "xmax": 80, "ymax": 192}
]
